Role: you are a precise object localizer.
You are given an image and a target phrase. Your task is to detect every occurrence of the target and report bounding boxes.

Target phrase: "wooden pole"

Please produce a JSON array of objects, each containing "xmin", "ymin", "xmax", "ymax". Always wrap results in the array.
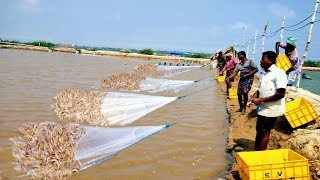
[
  {"xmin": 280, "ymin": 16, "xmax": 286, "ymax": 42},
  {"xmin": 262, "ymin": 20, "xmax": 269, "ymax": 53},
  {"xmin": 242, "ymin": 26, "xmax": 245, "ymax": 50},
  {"xmin": 252, "ymin": 30, "xmax": 258, "ymax": 61},
  {"xmin": 246, "ymin": 40, "xmax": 251, "ymax": 56},
  {"xmin": 296, "ymin": 0, "xmax": 319, "ymax": 90}
]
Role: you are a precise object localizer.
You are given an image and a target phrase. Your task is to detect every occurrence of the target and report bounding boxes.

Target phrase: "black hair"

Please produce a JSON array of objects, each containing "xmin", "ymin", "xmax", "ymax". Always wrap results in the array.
[
  {"xmin": 262, "ymin": 51, "xmax": 278, "ymax": 64},
  {"xmin": 285, "ymin": 43, "xmax": 296, "ymax": 55},
  {"xmin": 238, "ymin": 51, "xmax": 246, "ymax": 57}
]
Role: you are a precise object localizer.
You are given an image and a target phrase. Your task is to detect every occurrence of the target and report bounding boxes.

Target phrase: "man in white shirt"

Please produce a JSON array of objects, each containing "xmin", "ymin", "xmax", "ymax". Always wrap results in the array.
[{"xmin": 250, "ymin": 51, "xmax": 288, "ymax": 151}]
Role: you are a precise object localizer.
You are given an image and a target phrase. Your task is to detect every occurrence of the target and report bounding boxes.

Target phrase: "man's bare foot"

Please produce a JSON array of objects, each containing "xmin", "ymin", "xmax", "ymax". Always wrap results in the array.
[{"xmin": 241, "ymin": 109, "xmax": 246, "ymax": 115}]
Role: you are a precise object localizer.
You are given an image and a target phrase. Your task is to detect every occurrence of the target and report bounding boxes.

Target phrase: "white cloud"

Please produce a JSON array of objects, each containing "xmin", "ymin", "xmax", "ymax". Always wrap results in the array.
[
  {"xmin": 22, "ymin": 0, "xmax": 40, "ymax": 10},
  {"xmin": 232, "ymin": 21, "xmax": 249, "ymax": 30},
  {"xmin": 23, "ymin": 0, "xmax": 39, "ymax": 6},
  {"xmin": 267, "ymin": 2, "xmax": 296, "ymax": 18}
]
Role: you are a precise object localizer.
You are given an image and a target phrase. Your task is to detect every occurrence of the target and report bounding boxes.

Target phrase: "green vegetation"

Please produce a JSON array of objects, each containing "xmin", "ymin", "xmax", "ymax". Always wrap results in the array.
[
  {"xmin": 87, "ymin": 47, "xmax": 98, "ymax": 51},
  {"xmin": 2, "ymin": 40, "xmax": 21, "ymax": 44},
  {"xmin": 26, "ymin": 41, "xmax": 56, "ymax": 48},
  {"xmin": 1, "ymin": 38, "xmax": 212, "ymax": 58},
  {"xmin": 184, "ymin": 53, "xmax": 210, "ymax": 59},
  {"xmin": 304, "ymin": 60, "xmax": 320, "ymax": 67},
  {"xmin": 139, "ymin": 48, "xmax": 154, "ymax": 55},
  {"xmin": 1, "ymin": 39, "xmax": 57, "ymax": 48}
]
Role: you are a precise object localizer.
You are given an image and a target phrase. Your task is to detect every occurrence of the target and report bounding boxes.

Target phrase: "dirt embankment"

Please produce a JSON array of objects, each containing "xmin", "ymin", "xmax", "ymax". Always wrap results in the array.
[
  {"xmin": 213, "ymin": 69, "xmax": 320, "ymax": 180},
  {"xmin": 301, "ymin": 67, "xmax": 320, "ymax": 71}
]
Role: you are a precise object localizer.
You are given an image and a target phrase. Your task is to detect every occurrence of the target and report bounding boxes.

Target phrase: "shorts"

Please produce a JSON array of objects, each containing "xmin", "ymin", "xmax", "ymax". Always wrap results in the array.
[
  {"xmin": 237, "ymin": 78, "xmax": 253, "ymax": 94},
  {"xmin": 226, "ymin": 70, "xmax": 234, "ymax": 82},
  {"xmin": 256, "ymin": 115, "xmax": 277, "ymax": 131}
]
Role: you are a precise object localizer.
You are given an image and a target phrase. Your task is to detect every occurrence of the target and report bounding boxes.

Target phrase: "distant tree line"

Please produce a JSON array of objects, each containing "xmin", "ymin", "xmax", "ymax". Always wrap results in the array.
[
  {"xmin": 304, "ymin": 60, "xmax": 320, "ymax": 67},
  {"xmin": 139, "ymin": 48, "xmax": 154, "ymax": 55},
  {"xmin": 1, "ymin": 39, "xmax": 57, "ymax": 48},
  {"xmin": 26, "ymin": 41, "xmax": 56, "ymax": 48},
  {"xmin": 184, "ymin": 53, "xmax": 210, "ymax": 59},
  {"xmin": 1, "ymin": 39, "xmax": 211, "ymax": 58}
]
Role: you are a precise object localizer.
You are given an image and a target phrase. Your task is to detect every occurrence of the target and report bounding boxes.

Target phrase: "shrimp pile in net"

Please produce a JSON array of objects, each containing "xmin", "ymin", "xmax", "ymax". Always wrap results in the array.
[
  {"xmin": 10, "ymin": 122, "xmax": 86, "ymax": 179},
  {"xmin": 101, "ymin": 72, "xmax": 146, "ymax": 91},
  {"xmin": 51, "ymin": 90, "xmax": 109, "ymax": 126},
  {"xmin": 133, "ymin": 64, "xmax": 160, "ymax": 76}
]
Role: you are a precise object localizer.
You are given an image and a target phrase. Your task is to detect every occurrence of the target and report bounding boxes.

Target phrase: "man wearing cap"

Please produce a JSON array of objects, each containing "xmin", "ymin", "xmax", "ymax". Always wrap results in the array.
[{"xmin": 275, "ymin": 37, "xmax": 301, "ymax": 86}]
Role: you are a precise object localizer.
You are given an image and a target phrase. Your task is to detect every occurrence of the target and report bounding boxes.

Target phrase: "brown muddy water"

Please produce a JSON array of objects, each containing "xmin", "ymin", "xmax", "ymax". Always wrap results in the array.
[{"xmin": 0, "ymin": 49, "xmax": 229, "ymax": 179}]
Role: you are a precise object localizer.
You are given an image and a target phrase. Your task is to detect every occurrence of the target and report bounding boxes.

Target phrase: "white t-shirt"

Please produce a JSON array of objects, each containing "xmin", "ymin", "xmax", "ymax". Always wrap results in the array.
[{"xmin": 257, "ymin": 64, "xmax": 288, "ymax": 117}]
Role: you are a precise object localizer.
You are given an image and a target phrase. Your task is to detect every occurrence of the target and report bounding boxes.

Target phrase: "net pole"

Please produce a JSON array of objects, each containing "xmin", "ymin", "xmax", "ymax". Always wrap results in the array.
[
  {"xmin": 296, "ymin": 0, "xmax": 319, "ymax": 91},
  {"xmin": 280, "ymin": 16, "xmax": 286, "ymax": 42},
  {"xmin": 261, "ymin": 20, "xmax": 269, "ymax": 53}
]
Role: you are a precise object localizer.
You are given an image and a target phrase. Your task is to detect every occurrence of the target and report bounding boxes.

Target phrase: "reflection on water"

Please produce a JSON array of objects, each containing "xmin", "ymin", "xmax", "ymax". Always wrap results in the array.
[{"xmin": 0, "ymin": 49, "xmax": 228, "ymax": 179}]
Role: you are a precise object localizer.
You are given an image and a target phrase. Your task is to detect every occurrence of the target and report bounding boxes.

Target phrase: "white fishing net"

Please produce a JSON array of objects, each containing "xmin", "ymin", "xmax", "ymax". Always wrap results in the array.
[
  {"xmin": 139, "ymin": 78, "xmax": 195, "ymax": 93},
  {"xmin": 52, "ymin": 90, "xmax": 177, "ymax": 126},
  {"xmin": 10, "ymin": 122, "xmax": 173, "ymax": 178},
  {"xmin": 133, "ymin": 64, "xmax": 202, "ymax": 77},
  {"xmin": 100, "ymin": 92, "xmax": 177, "ymax": 126},
  {"xmin": 156, "ymin": 65, "xmax": 202, "ymax": 76},
  {"xmin": 76, "ymin": 124, "xmax": 172, "ymax": 169},
  {"xmin": 100, "ymin": 73, "xmax": 195, "ymax": 93}
]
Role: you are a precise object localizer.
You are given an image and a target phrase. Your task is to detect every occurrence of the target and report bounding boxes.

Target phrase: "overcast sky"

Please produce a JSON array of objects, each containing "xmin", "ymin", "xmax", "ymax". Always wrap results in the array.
[{"xmin": 1, "ymin": 0, "xmax": 319, "ymax": 60}]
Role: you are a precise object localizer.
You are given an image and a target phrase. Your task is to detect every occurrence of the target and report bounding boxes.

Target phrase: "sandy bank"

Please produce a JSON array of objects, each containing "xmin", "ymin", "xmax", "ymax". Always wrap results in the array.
[
  {"xmin": 0, "ymin": 44, "xmax": 210, "ymax": 65},
  {"xmin": 213, "ymin": 69, "xmax": 320, "ymax": 179},
  {"xmin": 301, "ymin": 66, "xmax": 320, "ymax": 71}
]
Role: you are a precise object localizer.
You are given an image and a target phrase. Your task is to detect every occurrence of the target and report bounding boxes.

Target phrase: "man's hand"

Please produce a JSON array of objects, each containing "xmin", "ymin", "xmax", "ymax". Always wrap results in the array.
[{"xmin": 251, "ymin": 97, "xmax": 262, "ymax": 105}]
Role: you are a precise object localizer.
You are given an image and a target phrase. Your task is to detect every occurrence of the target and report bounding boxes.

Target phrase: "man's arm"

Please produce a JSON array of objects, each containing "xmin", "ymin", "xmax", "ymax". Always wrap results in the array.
[
  {"xmin": 250, "ymin": 90, "xmax": 259, "ymax": 99},
  {"xmin": 251, "ymin": 88, "xmax": 286, "ymax": 105},
  {"xmin": 275, "ymin": 42, "xmax": 281, "ymax": 55},
  {"xmin": 244, "ymin": 68, "xmax": 258, "ymax": 79},
  {"xmin": 220, "ymin": 64, "xmax": 227, "ymax": 75},
  {"xmin": 225, "ymin": 71, "xmax": 237, "ymax": 81}
]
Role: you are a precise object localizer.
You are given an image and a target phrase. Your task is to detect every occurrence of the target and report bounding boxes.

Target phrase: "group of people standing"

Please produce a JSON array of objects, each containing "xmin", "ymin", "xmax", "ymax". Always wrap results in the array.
[{"xmin": 216, "ymin": 37, "xmax": 301, "ymax": 151}]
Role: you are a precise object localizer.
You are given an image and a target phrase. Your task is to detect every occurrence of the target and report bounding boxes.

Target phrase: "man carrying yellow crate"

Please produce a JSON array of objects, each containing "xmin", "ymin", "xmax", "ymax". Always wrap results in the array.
[
  {"xmin": 250, "ymin": 51, "xmax": 288, "ymax": 151},
  {"xmin": 275, "ymin": 37, "xmax": 301, "ymax": 86}
]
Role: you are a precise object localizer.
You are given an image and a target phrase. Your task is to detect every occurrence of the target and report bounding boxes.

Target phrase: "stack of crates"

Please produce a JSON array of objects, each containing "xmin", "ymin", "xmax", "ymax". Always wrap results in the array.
[
  {"xmin": 276, "ymin": 54, "xmax": 292, "ymax": 73},
  {"xmin": 237, "ymin": 149, "xmax": 310, "ymax": 180},
  {"xmin": 217, "ymin": 75, "xmax": 226, "ymax": 83},
  {"xmin": 285, "ymin": 97, "xmax": 318, "ymax": 128},
  {"xmin": 228, "ymin": 88, "xmax": 238, "ymax": 99}
]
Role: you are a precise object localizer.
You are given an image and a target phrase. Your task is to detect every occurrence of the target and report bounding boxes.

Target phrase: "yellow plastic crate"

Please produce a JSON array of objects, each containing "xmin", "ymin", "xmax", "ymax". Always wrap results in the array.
[
  {"xmin": 217, "ymin": 75, "xmax": 226, "ymax": 83},
  {"xmin": 229, "ymin": 88, "xmax": 238, "ymax": 99},
  {"xmin": 237, "ymin": 149, "xmax": 310, "ymax": 180},
  {"xmin": 285, "ymin": 97, "xmax": 318, "ymax": 128},
  {"xmin": 276, "ymin": 54, "xmax": 292, "ymax": 72}
]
